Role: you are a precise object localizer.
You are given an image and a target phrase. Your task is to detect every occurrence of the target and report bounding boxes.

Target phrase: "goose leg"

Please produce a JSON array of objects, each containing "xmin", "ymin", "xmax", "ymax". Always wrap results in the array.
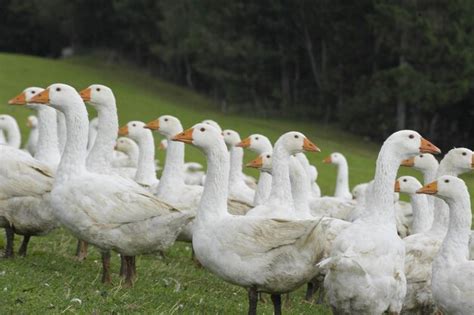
[
  {"xmin": 130, "ymin": 256, "xmax": 137, "ymax": 279},
  {"xmin": 75, "ymin": 240, "xmax": 89, "ymax": 261},
  {"xmin": 18, "ymin": 235, "xmax": 31, "ymax": 257},
  {"xmin": 248, "ymin": 286, "xmax": 258, "ymax": 315},
  {"xmin": 3, "ymin": 227, "xmax": 14, "ymax": 258},
  {"xmin": 316, "ymin": 284, "xmax": 325, "ymax": 304},
  {"xmin": 271, "ymin": 294, "xmax": 282, "ymax": 315},
  {"xmin": 305, "ymin": 281, "xmax": 315, "ymax": 301},
  {"xmin": 123, "ymin": 256, "xmax": 135, "ymax": 288},
  {"xmin": 101, "ymin": 251, "xmax": 111, "ymax": 284},
  {"xmin": 119, "ymin": 255, "xmax": 126, "ymax": 277}
]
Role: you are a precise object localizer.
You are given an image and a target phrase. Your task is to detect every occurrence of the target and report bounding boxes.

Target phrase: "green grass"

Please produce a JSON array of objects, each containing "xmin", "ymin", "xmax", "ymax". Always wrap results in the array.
[{"xmin": 0, "ymin": 52, "xmax": 472, "ymax": 314}]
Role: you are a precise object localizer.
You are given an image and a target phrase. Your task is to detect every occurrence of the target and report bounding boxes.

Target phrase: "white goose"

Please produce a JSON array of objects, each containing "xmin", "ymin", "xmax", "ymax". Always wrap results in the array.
[
  {"xmin": 319, "ymin": 130, "xmax": 440, "ymax": 314},
  {"xmin": 87, "ymin": 117, "xmax": 99, "ymax": 152},
  {"xmin": 223, "ymin": 129, "xmax": 255, "ymax": 205},
  {"xmin": 24, "ymin": 115, "xmax": 39, "ymax": 155},
  {"xmin": 237, "ymin": 134, "xmax": 273, "ymax": 206},
  {"xmin": 401, "ymin": 147, "xmax": 473, "ymax": 314},
  {"xmin": 0, "ymin": 114, "xmax": 21, "ymax": 149},
  {"xmin": 31, "ymin": 84, "xmax": 193, "ymax": 286},
  {"xmin": 395, "ymin": 176, "xmax": 432, "ymax": 234},
  {"xmin": 118, "ymin": 121, "xmax": 159, "ymax": 192},
  {"xmin": 418, "ymin": 176, "xmax": 474, "ymax": 315},
  {"xmin": 113, "ymin": 137, "xmax": 139, "ymax": 168},
  {"xmin": 0, "ymin": 87, "xmax": 60, "ymax": 257},
  {"xmin": 173, "ymin": 125, "xmax": 324, "ymax": 314},
  {"xmin": 323, "ymin": 152, "xmax": 352, "ymax": 200}
]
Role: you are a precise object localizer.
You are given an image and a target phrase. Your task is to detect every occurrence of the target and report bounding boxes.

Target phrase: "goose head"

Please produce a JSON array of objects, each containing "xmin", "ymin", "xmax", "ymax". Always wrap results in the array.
[
  {"xmin": 145, "ymin": 115, "xmax": 183, "ymax": 138},
  {"xmin": 172, "ymin": 123, "xmax": 225, "ymax": 153},
  {"xmin": 201, "ymin": 119, "xmax": 222, "ymax": 133},
  {"xmin": 0, "ymin": 115, "xmax": 19, "ymax": 131},
  {"xmin": 323, "ymin": 152, "xmax": 346, "ymax": 165},
  {"xmin": 30, "ymin": 83, "xmax": 83, "ymax": 113},
  {"xmin": 246, "ymin": 152, "xmax": 272, "ymax": 174},
  {"xmin": 118, "ymin": 121, "xmax": 149, "ymax": 142},
  {"xmin": 394, "ymin": 176, "xmax": 422, "ymax": 195},
  {"xmin": 26, "ymin": 115, "xmax": 38, "ymax": 129},
  {"xmin": 8, "ymin": 87, "xmax": 45, "ymax": 109},
  {"xmin": 115, "ymin": 137, "xmax": 136, "ymax": 153},
  {"xmin": 417, "ymin": 175, "xmax": 468, "ymax": 202},
  {"xmin": 440, "ymin": 148, "xmax": 473, "ymax": 173},
  {"xmin": 275, "ymin": 131, "xmax": 320, "ymax": 155},
  {"xmin": 237, "ymin": 134, "xmax": 272, "ymax": 153},
  {"xmin": 79, "ymin": 84, "xmax": 115, "ymax": 109},
  {"xmin": 222, "ymin": 129, "xmax": 241, "ymax": 149},
  {"xmin": 401, "ymin": 153, "xmax": 438, "ymax": 171},
  {"xmin": 384, "ymin": 130, "xmax": 440, "ymax": 159}
]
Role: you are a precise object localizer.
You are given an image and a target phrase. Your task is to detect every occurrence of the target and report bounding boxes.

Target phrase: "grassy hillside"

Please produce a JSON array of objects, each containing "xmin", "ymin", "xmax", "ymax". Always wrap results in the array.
[{"xmin": 0, "ymin": 53, "xmax": 472, "ymax": 314}]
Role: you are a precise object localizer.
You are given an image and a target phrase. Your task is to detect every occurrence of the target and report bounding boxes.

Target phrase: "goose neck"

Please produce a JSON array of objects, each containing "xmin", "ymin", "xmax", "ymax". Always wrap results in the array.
[
  {"xmin": 86, "ymin": 104, "xmax": 118, "ymax": 172},
  {"xmin": 290, "ymin": 156, "xmax": 312, "ymax": 217},
  {"xmin": 253, "ymin": 172, "xmax": 272, "ymax": 206},
  {"xmin": 134, "ymin": 130, "xmax": 157, "ymax": 186},
  {"xmin": 197, "ymin": 141, "xmax": 230, "ymax": 223},
  {"xmin": 436, "ymin": 196, "xmax": 472, "ymax": 266},
  {"xmin": 3, "ymin": 122, "xmax": 21, "ymax": 149},
  {"xmin": 35, "ymin": 106, "xmax": 61, "ymax": 166},
  {"xmin": 409, "ymin": 193, "xmax": 432, "ymax": 234},
  {"xmin": 157, "ymin": 133, "xmax": 185, "ymax": 196},
  {"xmin": 55, "ymin": 104, "xmax": 88, "ymax": 185},
  {"xmin": 268, "ymin": 143, "xmax": 293, "ymax": 207},
  {"xmin": 334, "ymin": 159, "xmax": 351, "ymax": 199},
  {"xmin": 56, "ymin": 112, "xmax": 67, "ymax": 154},
  {"xmin": 127, "ymin": 143, "xmax": 139, "ymax": 166},
  {"xmin": 228, "ymin": 146, "xmax": 245, "ymax": 185}
]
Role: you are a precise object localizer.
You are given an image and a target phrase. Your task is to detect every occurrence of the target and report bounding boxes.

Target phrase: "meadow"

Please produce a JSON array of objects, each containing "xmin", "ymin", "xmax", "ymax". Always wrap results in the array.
[{"xmin": 0, "ymin": 53, "xmax": 472, "ymax": 314}]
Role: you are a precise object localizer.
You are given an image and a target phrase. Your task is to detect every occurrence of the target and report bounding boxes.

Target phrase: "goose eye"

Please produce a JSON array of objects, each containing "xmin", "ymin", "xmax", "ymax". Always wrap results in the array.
[
  {"xmin": 164, "ymin": 118, "xmax": 168, "ymax": 122},
  {"xmin": 444, "ymin": 179, "xmax": 449, "ymax": 183},
  {"xmin": 409, "ymin": 134, "xmax": 414, "ymax": 139},
  {"xmin": 255, "ymin": 137, "xmax": 259, "ymax": 140},
  {"xmin": 403, "ymin": 179, "xmax": 407, "ymax": 182},
  {"xmin": 56, "ymin": 87, "xmax": 61, "ymax": 92},
  {"xmin": 227, "ymin": 132, "xmax": 231, "ymax": 135},
  {"xmin": 266, "ymin": 155, "xmax": 270, "ymax": 158},
  {"xmin": 96, "ymin": 88, "xmax": 101, "ymax": 92},
  {"xmin": 419, "ymin": 155, "xmax": 423, "ymax": 158},
  {"xmin": 132, "ymin": 123, "xmax": 136, "ymax": 127},
  {"xmin": 200, "ymin": 127, "xmax": 205, "ymax": 132},
  {"xmin": 462, "ymin": 152, "xmax": 467, "ymax": 156},
  {"xmin": 294, "ymin": 135, "xmax": 299, "ymax": 139},
  {"xmin": 31, "ymin": 91, "xmax": 36, "ymax": 94}
]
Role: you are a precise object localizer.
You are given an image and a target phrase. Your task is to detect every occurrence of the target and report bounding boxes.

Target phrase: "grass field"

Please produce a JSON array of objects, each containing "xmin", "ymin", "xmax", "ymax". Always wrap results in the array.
[{"xmin": 0, "ymin": 52, "xmax": 472, "ymax": 314}]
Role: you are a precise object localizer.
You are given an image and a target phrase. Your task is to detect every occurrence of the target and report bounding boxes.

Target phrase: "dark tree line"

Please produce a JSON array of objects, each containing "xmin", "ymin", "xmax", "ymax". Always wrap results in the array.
[{"xmin": 1, "ymin": 0, "xmax": 473, "ymax": 149}]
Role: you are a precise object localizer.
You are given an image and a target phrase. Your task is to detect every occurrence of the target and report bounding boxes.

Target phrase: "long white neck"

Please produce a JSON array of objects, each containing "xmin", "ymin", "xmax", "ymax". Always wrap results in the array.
[
  {"xmin": 421, "ymin": 163, "xmax": 438, "ymax": 211},
  {"xmin": 228, "ymin": 146, "xmax": 245, "ymax": 186},
  {"xmin": 157, "ymin": 127, "xmax": 186, "ymax": 197},
  {"xmin": 197, "ymin": 140, "xmax": 230, "ymax": 223},
  {"xmin": 290, "ymin": 155, "xmax": 312, "ymax": 218},
  {"xmin": 0, "ymin": 129, "xmax": 5, "ymax": 144},
  {"xmin": 35, "ymin": 106, "xmax": 61, "ymax": 167},
  {"xmin": 87, "ymin": 125, "xmax": 98, "ymax": 151},
  {"xmin": 126, "ymin": 144, "xmax": 139, "ymax": 166},
  {"xmin": 3, "ymin": 121, "xmax": 21, "ymax": 149},
  {"xmin": 56, "ymin": 112, "xmax": 67, "ymax": 154},
  {"xmin": 435, "ymin": 195, "xmax": 472, "ymax": 267},
  {"xmin": 134, "ymin": 130, "xmax": 158, "ymax": 186},
  {"xmin": 408, "ymin": 193, "xmax": 432, "ymax": 234},
  {"xmin": 55, "ymin": 103, "xmax": 89, "ymax": 185},
  {"xmin": 267, "ymin": 141, "xmax": 293, "ymax": 208},
  {"xmin": 334, "ymin": 158, "xmax": 351, "ymax": 199},
  {"xmin": 86, "ymin": 103, "xmax": 118, "ymax": 173},
  {"xmin": 25, "ymin": 127, "xmax": 38, "ymax": 152},
  {"xmin": 429, "ymin": 160, "xmax": 458, "ymax": 233},
  {"xmin": 254, "ymin": 172, "xmax": 272, "ymax": 206},
  {"xmin": 365, "ymin": 144, "xmax": 400, "ymax": 225}
]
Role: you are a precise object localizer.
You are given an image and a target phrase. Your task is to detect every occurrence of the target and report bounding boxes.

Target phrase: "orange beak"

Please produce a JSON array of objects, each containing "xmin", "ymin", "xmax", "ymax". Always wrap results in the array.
[
  {"xmin": 394, "ymin": 180, "xmax": 400, "ymax": 193},
  {"xmin": 303, "ymin": 138, "xmax": 321, "ymax": 152},
  {"xmin": 323, "ymin": 156, "xmax": 332, "ymax": 164},
  {"xmin": 236, "ymin": 137, "xmax": 251, "ymax": 148},
  {"xmin": 417, "ymin": 181, "xmax": 438, "ymax": 195},
  {"xmin": 401, "ymin": 157, "xmax": 415, "ymax": 167},
  {"xmin": 144, "ymin": 120, "xmax": 160, "ymax": 131},
  {"xmin": 172, "ymin": 128, "xmax": 194, "ymax": 144},
  {"xmin": 118, "ymin": 125, "xmax": 129, "ymax": 136},
  {"xmin": 79, "ymin": 88, "xmax": 91, "ymax": 102},
  {"xmin": 246, "ymin": 155, "xmax": 263, "ymax": 169},
  {"xmin": 30, "ymin": 89, "xmax": 50, "ymax": 104},
  {"xmin": 420, "ymin": 138, "xmax": 441, "ymax": 154},
  {"xmin": 8, "ymin": 92, "xmax": 27, "ymax": 105}
]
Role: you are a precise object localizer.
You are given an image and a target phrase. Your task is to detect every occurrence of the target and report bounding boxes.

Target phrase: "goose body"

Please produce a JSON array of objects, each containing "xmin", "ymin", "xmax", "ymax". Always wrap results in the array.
[
  {"xmin": 321, "ymin": 130, "xmax": 440, "ymax": 314},
  {"xmin": 323, "ymin": 152, "xmax": 352, "ymax": 199},
  {"xmin": 419, "ymin": 176, "xmax": 474, "ymax": 315}
]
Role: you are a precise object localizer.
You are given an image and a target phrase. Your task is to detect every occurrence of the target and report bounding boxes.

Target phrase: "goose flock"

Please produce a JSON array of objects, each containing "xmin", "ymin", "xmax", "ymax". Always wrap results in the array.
[{"xmin": 1, "ymin": 83, "xmax": 473, "ymax": 314}]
